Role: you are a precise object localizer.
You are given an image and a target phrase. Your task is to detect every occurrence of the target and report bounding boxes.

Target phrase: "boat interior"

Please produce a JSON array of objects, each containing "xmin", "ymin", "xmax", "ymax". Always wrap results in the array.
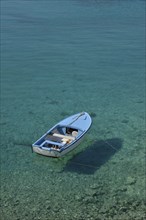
[{"xmin": 35, "ymin": 126, "xmax": 80, "ymax": 150}]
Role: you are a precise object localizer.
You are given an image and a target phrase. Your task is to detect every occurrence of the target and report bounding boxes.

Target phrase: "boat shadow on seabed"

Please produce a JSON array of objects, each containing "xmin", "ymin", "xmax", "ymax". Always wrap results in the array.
[{"xmin": 64, "ymin": 138, "xmax": 123, "ymax": 175}]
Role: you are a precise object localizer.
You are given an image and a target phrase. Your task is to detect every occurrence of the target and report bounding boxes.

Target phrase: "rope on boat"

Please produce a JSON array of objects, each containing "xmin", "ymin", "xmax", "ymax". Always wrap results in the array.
[{"xmin": 68, "ymin": 112, "xmax": 85, "ymax": 126}]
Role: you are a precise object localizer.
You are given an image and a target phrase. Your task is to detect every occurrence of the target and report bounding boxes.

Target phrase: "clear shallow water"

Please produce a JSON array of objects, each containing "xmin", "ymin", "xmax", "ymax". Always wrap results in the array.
[{"xmin": 1, "ymin": 0, "xmax": 145, "ymax": 219}]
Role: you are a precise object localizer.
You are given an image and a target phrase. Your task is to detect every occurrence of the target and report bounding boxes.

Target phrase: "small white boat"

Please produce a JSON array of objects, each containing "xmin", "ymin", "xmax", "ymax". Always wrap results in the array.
[{"xmin": 32, "ymin": 112, "xmax": 92, "ymax": 157}]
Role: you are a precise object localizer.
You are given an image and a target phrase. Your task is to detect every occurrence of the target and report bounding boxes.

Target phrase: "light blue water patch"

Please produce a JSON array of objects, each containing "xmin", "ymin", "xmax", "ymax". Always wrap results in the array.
[{"xmin": 1, "ymin": 1, "xmax": 145, "ymax": 219}]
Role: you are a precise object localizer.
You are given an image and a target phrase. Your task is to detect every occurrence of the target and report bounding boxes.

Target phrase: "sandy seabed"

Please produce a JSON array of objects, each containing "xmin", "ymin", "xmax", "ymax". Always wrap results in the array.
[{"xmin": 1, "ymin": 0, "xmax": 145, "ymax": 219}]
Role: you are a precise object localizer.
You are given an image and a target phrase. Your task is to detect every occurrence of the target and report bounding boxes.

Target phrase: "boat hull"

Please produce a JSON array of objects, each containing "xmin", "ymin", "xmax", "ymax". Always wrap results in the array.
[{"xmin": 33, "ymin": 136, "xmax": 84, "ymax": 158}]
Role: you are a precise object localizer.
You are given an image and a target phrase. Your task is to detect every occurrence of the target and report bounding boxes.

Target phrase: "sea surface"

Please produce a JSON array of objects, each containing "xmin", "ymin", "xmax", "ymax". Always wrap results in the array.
[{"xmin": 1, "ymin": 0, "xmax": 145, "ymax": 219}]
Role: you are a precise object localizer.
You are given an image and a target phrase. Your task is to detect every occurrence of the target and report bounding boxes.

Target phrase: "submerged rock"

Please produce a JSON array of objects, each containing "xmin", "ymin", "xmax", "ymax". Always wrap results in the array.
[
  {"xmin": 90, "ymin": 112, "xmax": 97, "ymax": 118},
  {"xmin": 85, "ymin": 188, "xmax": 97, "ymax": 197},
  {"xmin": 126, "ymin": 177, "xmax": 136, "ymax": 185}
]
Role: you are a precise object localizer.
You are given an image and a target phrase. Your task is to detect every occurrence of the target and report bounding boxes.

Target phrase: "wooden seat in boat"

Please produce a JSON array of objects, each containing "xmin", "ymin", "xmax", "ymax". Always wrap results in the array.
[{"xmin": 53, "ymin": 133, "xmax": 75, "ymax": 140}]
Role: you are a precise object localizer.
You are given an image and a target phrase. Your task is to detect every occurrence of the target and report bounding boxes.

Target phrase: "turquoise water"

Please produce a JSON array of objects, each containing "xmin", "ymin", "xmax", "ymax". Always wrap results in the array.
[{"xmin": 1, "ymin": 0, "xmax": 145, "ymax": 219}]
